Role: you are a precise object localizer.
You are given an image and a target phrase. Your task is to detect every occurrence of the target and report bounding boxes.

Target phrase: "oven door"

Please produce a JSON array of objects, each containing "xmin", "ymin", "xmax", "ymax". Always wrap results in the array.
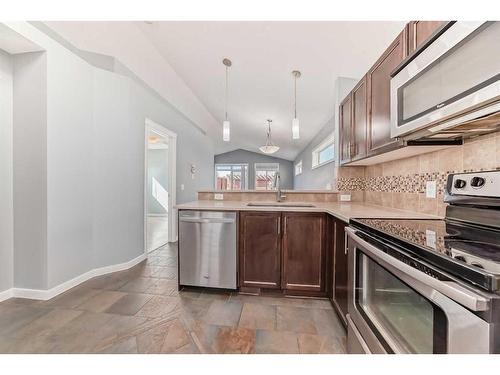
[
  {"xmin": 346, "ymin": 228, "xmax": 491, "ymax": 354},
  {"xmin": 390, "ymin": 21, "xmax": 500, "ymax": 140}
]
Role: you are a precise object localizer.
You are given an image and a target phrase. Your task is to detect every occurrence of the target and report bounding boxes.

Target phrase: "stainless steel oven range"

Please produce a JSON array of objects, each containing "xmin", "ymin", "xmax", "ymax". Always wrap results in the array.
[{"xmin": 346, "ymin": 170, "xmax": 500, "ymax": 354}]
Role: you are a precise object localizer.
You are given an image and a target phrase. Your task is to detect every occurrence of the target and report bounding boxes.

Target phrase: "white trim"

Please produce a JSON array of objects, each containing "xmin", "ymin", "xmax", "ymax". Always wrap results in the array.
[
  {"xmin": 214, "ymin": 163, "xmax": 249, "ymax": 191},
  {"xmin": 312, "ymin": 134, "xmax": 335, "ymax": 169},
  {"xmin": 311, "ymin": 158, "xmax": 335, "ymax": 170},
  {"xmin": 2, "ymin": 253, "xmax": 147, "ymax": 302},
  {"xmin": 147, "ymin": 213, "xmax": 169, "ymax": 217},
  {"xmin": 294, "ymin": 160, "xmax": 303, "ymax": 176},
  {"xmin": 0, "ymin": 289, "xmax": 14, "ymax": 303},
  {"xmin": 145, "ymin": 118, "xmax": 177, "ymax": 250}
]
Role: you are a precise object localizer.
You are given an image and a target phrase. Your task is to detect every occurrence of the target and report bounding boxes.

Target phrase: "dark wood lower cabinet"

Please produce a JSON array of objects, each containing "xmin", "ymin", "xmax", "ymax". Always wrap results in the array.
[
  {"xmin": 331, "ymin": 219, "xmax": 348, "ymax": 326},
  {"xmin": 239, "ymin": 212, "xmax": 281, "ymax": 289},
  {"xmin": 238, "ymin": 211, "xmax": 329, "ymax": 297},
  {"xmin": 282, "ymin": 212, "xmax": 326, "ymax": 293}
]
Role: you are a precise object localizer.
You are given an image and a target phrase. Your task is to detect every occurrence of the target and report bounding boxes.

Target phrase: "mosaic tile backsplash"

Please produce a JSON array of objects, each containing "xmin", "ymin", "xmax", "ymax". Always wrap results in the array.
[{"xmin": 336, "ymin": 131, "xmax": 500, "ymax": 216}]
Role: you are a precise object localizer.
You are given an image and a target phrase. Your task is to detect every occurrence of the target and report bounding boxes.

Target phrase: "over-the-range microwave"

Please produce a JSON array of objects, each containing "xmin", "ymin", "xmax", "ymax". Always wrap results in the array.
[{"xmin": 390, "ymin": 21, "xmax": 500, "ymax": 142}]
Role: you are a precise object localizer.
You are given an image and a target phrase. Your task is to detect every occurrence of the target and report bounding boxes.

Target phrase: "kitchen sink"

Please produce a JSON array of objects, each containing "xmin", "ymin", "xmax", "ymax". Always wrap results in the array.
[{"xmin": 246, "ymin": 202, "xmax": 316, "ymax": 208}]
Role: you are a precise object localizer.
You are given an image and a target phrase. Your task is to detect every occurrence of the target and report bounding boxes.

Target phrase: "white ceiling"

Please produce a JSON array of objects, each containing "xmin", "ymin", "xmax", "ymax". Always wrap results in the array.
[{"xmin": 136, "ymin": 21, "xmax": 406, "ymax": 160}]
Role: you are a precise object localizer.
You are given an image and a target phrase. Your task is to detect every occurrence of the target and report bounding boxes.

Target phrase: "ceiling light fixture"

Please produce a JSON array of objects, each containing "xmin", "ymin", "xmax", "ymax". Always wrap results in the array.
[
  {"xmin": 148, "ymin": 135, "xmax": 159, "ymax": 144},
  {"xmin": 291, "ymin": 70, "xmax": 301, "ymax": 140},
  {"xmin": 259, "ymin": 119, "xmax": 280, "ymax": 154},
  {"xmin": 222, "ymin": 58, "xmax": 232, "ymax": 142}
]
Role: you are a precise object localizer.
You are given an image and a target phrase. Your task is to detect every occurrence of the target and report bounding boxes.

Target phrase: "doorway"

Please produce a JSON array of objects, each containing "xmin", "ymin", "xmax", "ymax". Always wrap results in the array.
[{"xmin": 144, "ymin": 118, "xmax": 177, "ymax": 253}]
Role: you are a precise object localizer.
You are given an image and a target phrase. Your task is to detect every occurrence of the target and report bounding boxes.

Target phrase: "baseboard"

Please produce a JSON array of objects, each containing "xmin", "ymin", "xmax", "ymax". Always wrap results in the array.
[
  {"xmin": 147, "ymin": 213, "xmax": 168, "ymax": 217},
  {"xmin": 0, "ymin": 288, "xmax": 14, "ymax": 303},
  {"xmin": 6, "ymin": 252, "xmax": 147, "ymax": 302}
]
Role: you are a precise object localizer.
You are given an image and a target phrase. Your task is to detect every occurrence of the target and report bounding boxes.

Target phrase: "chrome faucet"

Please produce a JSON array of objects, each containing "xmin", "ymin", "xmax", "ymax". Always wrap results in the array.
[{"xmin": 273, "ymin": 172, "xmax": 286, "ymax": 202}]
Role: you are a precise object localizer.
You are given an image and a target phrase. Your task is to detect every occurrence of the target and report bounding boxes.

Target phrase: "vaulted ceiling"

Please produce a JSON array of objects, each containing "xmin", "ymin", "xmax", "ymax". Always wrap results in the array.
[{"xmin": 136, "ymin": 21, "xmax": 406, "ymax": 160}]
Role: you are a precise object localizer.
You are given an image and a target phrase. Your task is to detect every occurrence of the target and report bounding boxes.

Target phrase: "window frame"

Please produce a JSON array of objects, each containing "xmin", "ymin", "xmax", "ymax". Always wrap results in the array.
[
  {"xmin": 311, "ymin": 134, "xmax": 335, "ymax": 169},
  {"xmin": 214, "ymin": 163, "xmax": 249, "ymax": 191},
  {"xmin": 294, "ymin": 160, "xmax": 303, "ymax": 176},
  {"xmin": 254, "ymin": 162, "xmax": 280, "ymax": 191}
]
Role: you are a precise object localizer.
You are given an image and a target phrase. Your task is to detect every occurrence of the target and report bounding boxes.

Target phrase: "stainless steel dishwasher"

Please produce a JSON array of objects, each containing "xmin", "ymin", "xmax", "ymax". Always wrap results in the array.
[{"xmin": 178, "ymin": 210, "xmax": 237, "ymax": 289}]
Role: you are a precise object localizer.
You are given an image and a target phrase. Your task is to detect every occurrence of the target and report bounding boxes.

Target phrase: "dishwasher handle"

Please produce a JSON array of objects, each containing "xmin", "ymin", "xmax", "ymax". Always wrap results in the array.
[{"xmin": 179, "ymin": 217, "xmax": 236, "ymax": 224}]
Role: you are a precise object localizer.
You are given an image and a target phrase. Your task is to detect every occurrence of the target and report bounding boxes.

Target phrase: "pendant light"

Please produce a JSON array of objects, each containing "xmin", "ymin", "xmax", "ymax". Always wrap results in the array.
[
  {"xmin": 259, "ymin": 119, "xmax": 280, "ymax": 154},
  {"xmin": 222, "ymin": 58, "xmax": 232, "ymax": 142},
  {"xmin": 291, "ymin": 70, "xmax": 301, "ymax": 139}
]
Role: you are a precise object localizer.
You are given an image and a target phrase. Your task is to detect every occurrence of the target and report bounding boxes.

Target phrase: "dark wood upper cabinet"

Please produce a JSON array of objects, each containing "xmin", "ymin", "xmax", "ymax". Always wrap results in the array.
[
  {"xmin": 332, "ymin": 219, "xmax": 348, "ymax": 326},
  {"xmin": 239, "ymin": 212, "xmax": 281, "ymax": 289},
  {"xmin": 351, "ymin": 76, "xmax": 368, "ymax": 161},
  {"xmin": 339, "ymin": 94, "xmax": 352, "ymax": 164},
  {"xmin": 282, "ymin": 212, "xmax": 326, "ymax": 292},
  {"xmin": 367, "ymin": 29, "xmax": 407, "ymax": 155},
  {"xmin": 407, "ymin": 21, "xmax": 447, "ymax": 54}
]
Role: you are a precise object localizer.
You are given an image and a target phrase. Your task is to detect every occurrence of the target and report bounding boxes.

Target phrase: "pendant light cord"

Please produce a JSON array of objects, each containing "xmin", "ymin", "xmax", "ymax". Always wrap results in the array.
[
  {"xmin": 294, "ymin": 74, "xmax": 297, "ymax": 118},
  {"xmin": 225, "ymin": 66, "xmax": 229, "ymax": 121}
]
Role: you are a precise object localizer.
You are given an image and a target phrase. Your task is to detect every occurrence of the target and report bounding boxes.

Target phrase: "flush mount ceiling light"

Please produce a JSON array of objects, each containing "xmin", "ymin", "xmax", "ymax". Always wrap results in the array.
[
  {"xmin": 291, "ymin": 70, "xmax": 301, "ymax": 140},
  {"xmin": 148, "ymin": 135, "xmax": 159, "ymax": 144},
  {"xmin": 259, "ymin": 119, "xmax": 280, "ymax": 154},
  {"xmin": 222, "ymin": 58, "xmax": 232, "ymax": 142}
]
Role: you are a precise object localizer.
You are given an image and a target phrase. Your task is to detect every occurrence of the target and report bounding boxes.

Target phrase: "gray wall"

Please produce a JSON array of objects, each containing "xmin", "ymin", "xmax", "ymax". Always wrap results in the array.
[
  {"xmin": 147, "ymin": 148, "xmax": 169, "ymax": 215},
  {"xmin": 214, "ymin": 149, "xmax": 294, "ymax": 190},
  {"xmin": 13, "ymin": 51, "xmax": 48, "ymax": 290},
  {"xmin": 0, "ymin": 50, "xmax": 14, "ymax": 294},
  {"xmin": 293, "ymin": 119, "xmax": 335, "ymax": 190},
  {"xmin": 294, "ymin": 77, "xmax": 358, "ymax": 191},
  {"xmin": 3, "ymin": 22, "xmax": 216, "ymax": 291}
]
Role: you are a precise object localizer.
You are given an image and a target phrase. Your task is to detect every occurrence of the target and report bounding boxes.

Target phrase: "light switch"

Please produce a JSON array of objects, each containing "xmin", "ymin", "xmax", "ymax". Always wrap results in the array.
[{"xmin": 426, "ymin": 180, "xmax": 437, "ymax": 198}]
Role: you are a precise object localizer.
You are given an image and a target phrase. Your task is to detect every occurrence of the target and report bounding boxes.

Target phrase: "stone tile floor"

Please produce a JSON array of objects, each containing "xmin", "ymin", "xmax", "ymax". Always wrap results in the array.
[{"xmin": 0, "ymin": 244, "xmax": 346, "ymax": 354}]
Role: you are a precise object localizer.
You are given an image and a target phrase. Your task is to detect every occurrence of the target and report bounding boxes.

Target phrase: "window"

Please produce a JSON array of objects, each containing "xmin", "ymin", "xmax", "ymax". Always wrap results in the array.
[
  {"xmin": 254, "ymin": 163, "xmax": 279, "ymax": 191},
  {"xmin": 215, "ymin": 164, "xmax": 248, "ymax": 190},
  {"xmin": 312, "ymin": 134, "xmax": 335, "ymax": 169},
  {"xmin": 295, "ymin": 160, "xmax": 303, "ymax": 176}
]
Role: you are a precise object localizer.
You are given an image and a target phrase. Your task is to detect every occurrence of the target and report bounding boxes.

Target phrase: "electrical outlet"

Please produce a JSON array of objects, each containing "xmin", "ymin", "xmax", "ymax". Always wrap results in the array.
[
  {"xmin": 426, "ymin": 229, "xmax": 437, "ymax": 249},
  {"xmin": 340, "ymin": 194, "xmax": 351, "ymax": 202},
  {"xmin": 214, "ymin": 193, "xmax": 224, "ymax": 200},
  {"xmin": 426, "ymin": 180, "xmax": 437, "ymax": 198},
  {"xmin": 180, "ymin": 184, "xmax": 185, "ymax": 191}
]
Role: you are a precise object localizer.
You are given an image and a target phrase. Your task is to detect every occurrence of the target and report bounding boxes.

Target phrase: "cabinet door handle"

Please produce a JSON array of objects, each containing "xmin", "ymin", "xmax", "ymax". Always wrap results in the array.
[
  {"xmin": 277, "ymin": 216, "xmax": 281, "ymax": 235},
  {"xmin": 283, "ymin": 217, "xmax": 287, "ymax": 235}
]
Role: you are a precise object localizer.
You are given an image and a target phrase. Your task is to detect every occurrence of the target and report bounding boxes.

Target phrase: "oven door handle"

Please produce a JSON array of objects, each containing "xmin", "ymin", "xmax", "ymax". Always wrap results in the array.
[{"xmin": 346, "ymin": 227, "xmax": 489, "ymax": 312}]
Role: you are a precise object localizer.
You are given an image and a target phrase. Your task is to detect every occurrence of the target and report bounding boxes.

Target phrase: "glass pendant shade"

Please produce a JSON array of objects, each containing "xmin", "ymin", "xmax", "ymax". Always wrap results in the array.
[
  {"xmin": 223, "ymin": 120, "xmax": 230, "ymax": 142},
  {"xmin": 259, "ymin": 119, "xmax": 279, "ymax": 154},
  {"xmin": 259, "ymin": 145, "xmax": 280, "ymax": 154},
  {"xmin": 292, "ymin": 118, "xmax": 300, "ymax": 139}
]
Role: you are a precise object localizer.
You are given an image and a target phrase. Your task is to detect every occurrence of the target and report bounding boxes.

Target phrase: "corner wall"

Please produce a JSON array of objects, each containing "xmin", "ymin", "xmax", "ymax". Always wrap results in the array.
[
  {"xmin": 293, "ymin": 119, "xmax": 335, "ymax": 190},
  {"xmin": 0, "ymin": 50, "xmax": 14, "ymax": 294},
  {"xmin": 2, "ymin": 22, "xmax": 215, "ymax": 294}
]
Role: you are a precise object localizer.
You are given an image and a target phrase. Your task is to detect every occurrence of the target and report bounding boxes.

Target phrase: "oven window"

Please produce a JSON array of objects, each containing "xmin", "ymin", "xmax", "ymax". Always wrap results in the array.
[{"xmin": 355, "ymin": 251, "xmax": 447, "ymax": 353}]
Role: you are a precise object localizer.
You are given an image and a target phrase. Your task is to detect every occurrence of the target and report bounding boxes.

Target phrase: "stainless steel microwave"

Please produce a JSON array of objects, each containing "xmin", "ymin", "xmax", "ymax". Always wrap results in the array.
[{"xmin": 390, "ymin": 21, "xmax": 500, "ymax": 141}]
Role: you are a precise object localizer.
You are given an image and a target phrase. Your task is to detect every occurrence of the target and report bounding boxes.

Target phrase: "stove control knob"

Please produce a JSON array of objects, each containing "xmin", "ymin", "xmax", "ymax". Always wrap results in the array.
[
  {"xmin": 470, "ymin": 177, "xmax": 486, "ymax": 188},
  {"xmin": 454, "ymin": 179, "xmax": 466, "ymax": 189}
]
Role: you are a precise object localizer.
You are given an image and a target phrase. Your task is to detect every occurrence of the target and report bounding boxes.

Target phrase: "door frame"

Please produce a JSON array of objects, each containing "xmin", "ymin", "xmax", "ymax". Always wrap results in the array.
[{"xmin": 144, "ymin": 118, "xmax": 177, "ymax": 253}]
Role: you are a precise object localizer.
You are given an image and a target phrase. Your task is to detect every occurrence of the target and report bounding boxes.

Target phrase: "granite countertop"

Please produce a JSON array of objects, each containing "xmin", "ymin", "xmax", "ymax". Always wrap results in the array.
[
  {"xmin": 197, "ymin": 189, "xmax": 338, "ymax": 194},
  {"xmin": 174, "ymin": 200, "xmax": 441, "ymax": 223}
]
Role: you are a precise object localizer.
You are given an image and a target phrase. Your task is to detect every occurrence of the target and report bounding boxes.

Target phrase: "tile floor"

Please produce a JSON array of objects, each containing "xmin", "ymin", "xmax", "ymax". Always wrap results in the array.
[
  {"xmin": 147, "ymin": 216, "xmax": 169, "ymax": 252},
  {"xmin": 0, "ymin": 244, "xmax": 346, "ymax": 354}
]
